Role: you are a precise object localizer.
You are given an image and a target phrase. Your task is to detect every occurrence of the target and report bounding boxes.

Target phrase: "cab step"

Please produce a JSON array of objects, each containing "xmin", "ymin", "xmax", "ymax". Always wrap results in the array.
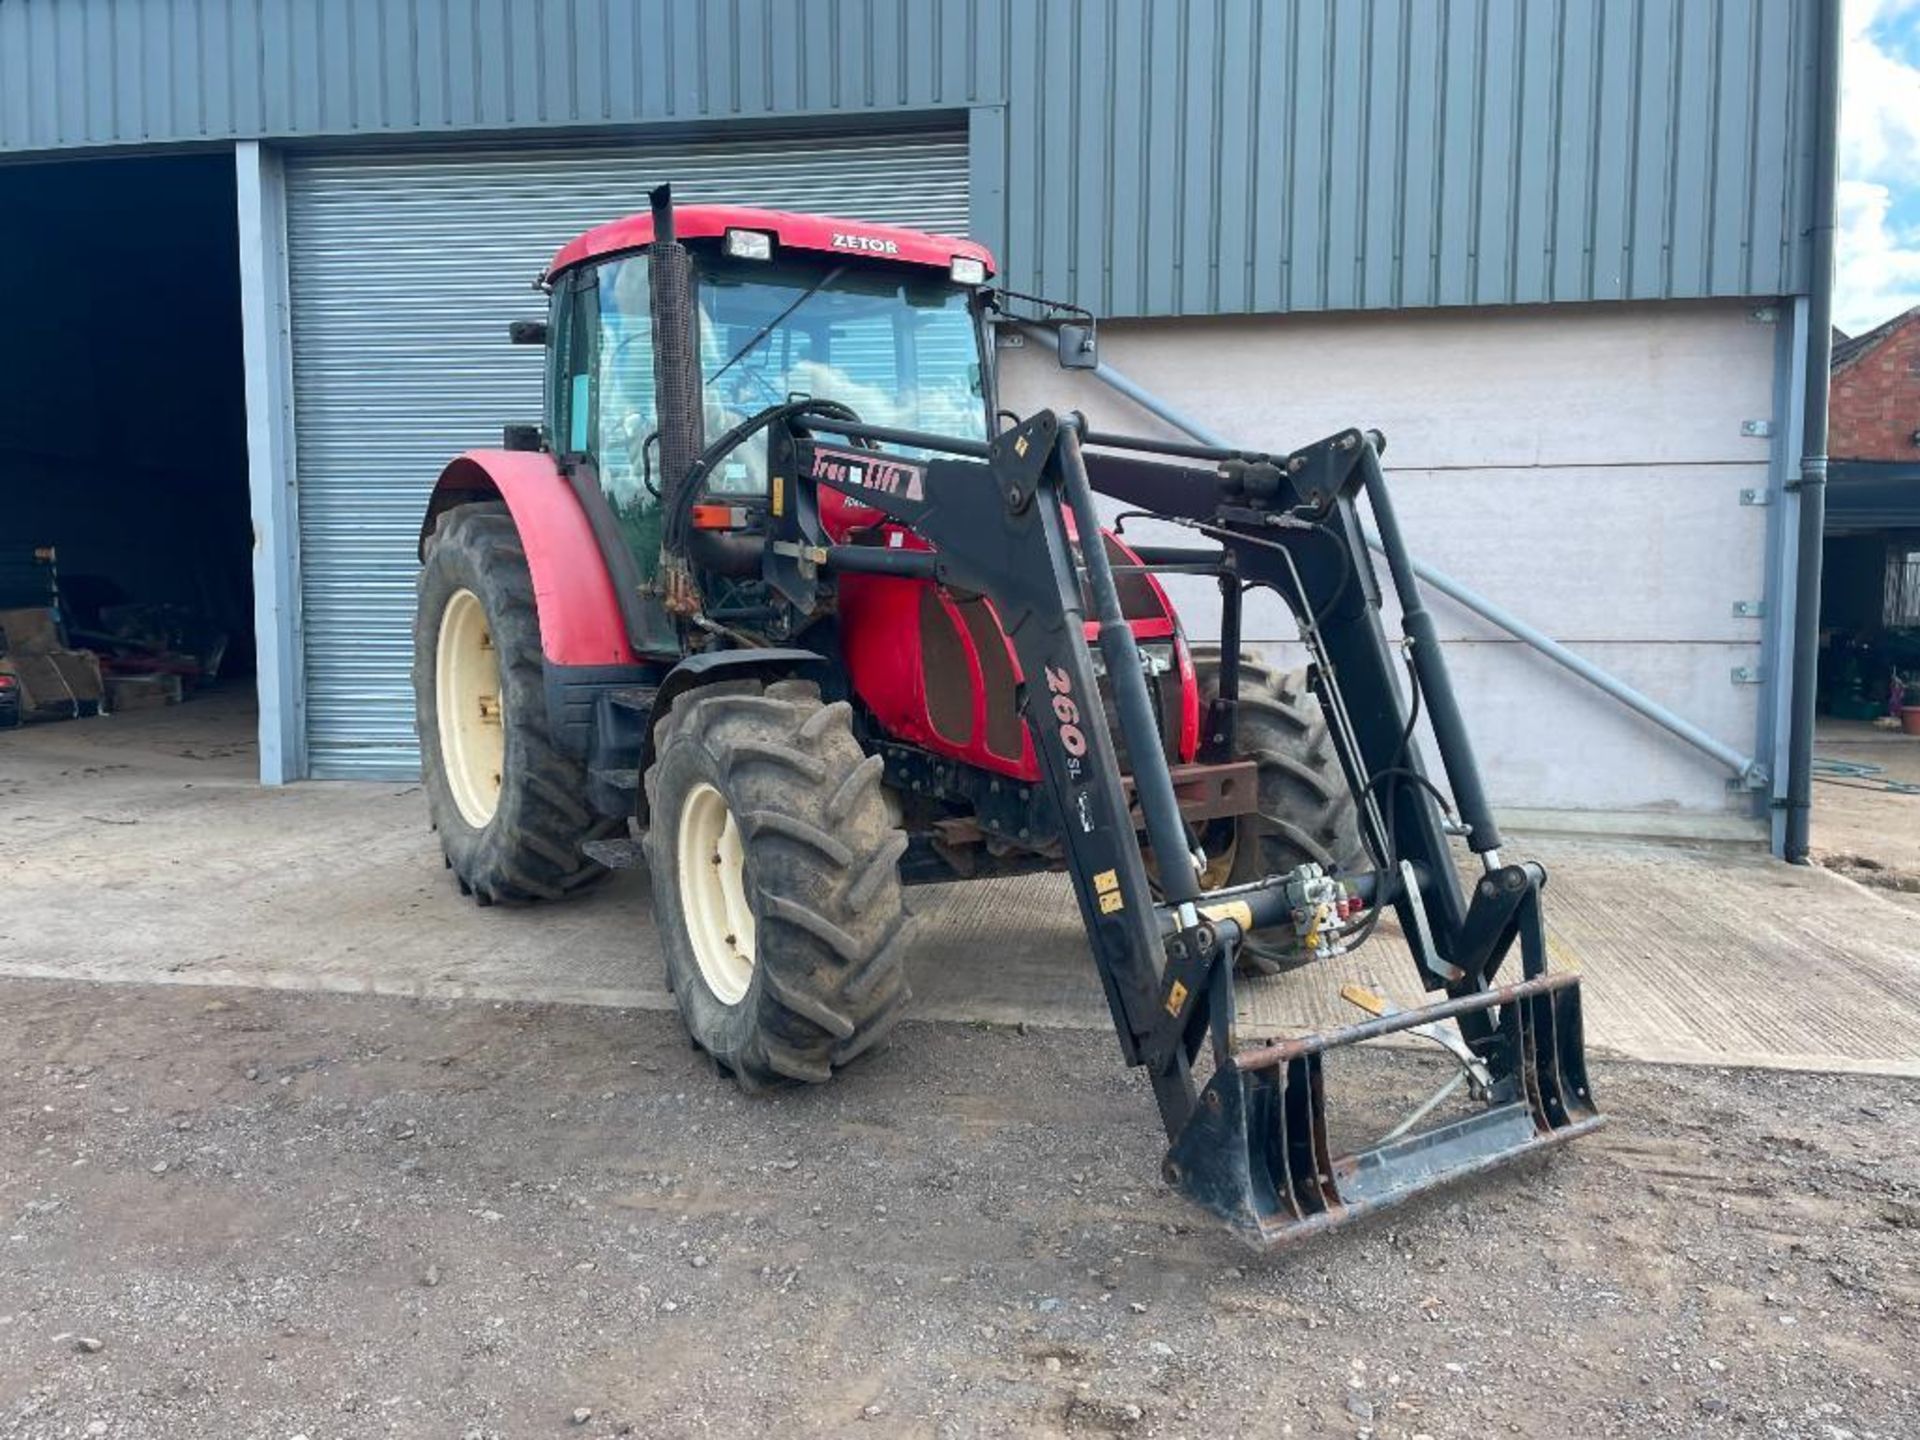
[{"xmin": 581, "ymin": 836, "xmax": 645, "ymax": 870}]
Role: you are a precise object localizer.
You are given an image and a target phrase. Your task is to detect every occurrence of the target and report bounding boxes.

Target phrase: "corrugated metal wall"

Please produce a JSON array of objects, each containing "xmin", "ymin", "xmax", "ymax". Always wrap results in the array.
[
  {"xmin": 1009, "ymin": 0, "xmax": 1824, "ymax": 314},
  {"xmin": 1, "ymin": 0, "xmax": 1826, "ymax": 317},
  {"xmin": 285, "ymin": 132, "xmax": 969, "ymax": 777}
]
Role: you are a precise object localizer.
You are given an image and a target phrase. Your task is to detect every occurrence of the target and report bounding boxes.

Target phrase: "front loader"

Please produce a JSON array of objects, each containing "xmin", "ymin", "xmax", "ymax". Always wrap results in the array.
[{"xmin": 413, "ymin": 187, "xmax": 1601, "ymax": 1246}]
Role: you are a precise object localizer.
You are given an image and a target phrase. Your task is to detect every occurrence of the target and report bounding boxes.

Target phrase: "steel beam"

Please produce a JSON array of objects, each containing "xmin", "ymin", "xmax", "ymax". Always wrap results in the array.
[{"xmin": 236, "ymin": 140, "xmax": 305, "ymax": 784}]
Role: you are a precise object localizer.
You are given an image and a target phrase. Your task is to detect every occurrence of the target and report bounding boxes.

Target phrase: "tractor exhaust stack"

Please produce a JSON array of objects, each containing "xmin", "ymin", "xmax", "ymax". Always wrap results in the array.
[{"xmin": 647, "ymin": 184, "xmax": 705, "ymax": 549}]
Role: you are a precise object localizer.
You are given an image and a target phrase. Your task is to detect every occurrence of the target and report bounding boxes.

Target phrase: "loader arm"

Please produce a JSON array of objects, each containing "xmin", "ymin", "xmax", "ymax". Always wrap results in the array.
[{"xmin": 764, "ymin": 406, "xmax": 1602, "ymax": 1245}]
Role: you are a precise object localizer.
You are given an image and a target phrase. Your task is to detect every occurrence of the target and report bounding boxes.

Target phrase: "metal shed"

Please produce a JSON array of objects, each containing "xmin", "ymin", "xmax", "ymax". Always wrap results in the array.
[{"xmin": 0, "ymin": 0, "xmax": 1839, "ymax": 855}]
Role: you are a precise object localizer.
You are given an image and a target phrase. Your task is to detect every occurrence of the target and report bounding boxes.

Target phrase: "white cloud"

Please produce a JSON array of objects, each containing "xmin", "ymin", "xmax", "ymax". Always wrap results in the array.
[
  {"xmin": 1835, "ymin": 179, "xmax": 1920, "ymax": 333},
  {"xmin": 1836, "ymin": 0, "xmax": 1920, "ymax": 333}
]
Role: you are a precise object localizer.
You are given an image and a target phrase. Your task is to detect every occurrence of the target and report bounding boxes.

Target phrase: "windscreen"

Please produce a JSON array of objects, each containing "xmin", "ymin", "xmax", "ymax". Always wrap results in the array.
[
  {"xmin": 696, "ymin": 255, "xmax": 988, "ymax": 478},
  {"xmin": 584, "ymin": 250, "xmax": 989, "ymax": 584}
]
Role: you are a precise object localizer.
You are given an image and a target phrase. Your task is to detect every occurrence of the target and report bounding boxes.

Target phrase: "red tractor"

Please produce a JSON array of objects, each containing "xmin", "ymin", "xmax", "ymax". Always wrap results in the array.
[{"xmin": 413, "ymin": 188, "xmax": 1600, "ymax": 1245}]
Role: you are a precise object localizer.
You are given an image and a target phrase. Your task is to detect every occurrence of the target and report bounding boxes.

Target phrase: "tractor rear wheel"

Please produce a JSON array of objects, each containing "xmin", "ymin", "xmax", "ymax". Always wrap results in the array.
[
  {"xmin": 414, "ymin": 502, "xmax": 618, "ymax": 904},
  {"xmin": 1193, "ymin": 646, "xmax": 1366, "ymax": 976},
  {"xmin": 644, "ymin": 678, "xmax": 912, "ymax": 1088}
]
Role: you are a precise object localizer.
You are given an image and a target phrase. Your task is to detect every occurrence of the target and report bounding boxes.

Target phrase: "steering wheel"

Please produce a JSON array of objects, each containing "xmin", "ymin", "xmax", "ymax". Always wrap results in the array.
[{"xmin": 667, "ymin": 398, "xmax": 868, "ymax": 552}]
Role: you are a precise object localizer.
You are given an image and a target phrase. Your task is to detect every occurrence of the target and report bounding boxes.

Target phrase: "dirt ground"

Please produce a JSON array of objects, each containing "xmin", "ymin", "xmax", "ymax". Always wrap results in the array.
[
  {"xmin": 1813, "ymin": 721, "xmax": 1920, "ymax": 908},
  {"xmin": 1, "ymin": 979, "xmax": 1915, "ymax": 1440}
]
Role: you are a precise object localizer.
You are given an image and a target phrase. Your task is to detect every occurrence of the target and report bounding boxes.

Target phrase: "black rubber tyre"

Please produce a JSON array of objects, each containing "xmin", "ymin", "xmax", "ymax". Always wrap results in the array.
[
  {"xmin": 413, "ymin": 502, "xmax": 619, "ymax": 905},
  {"xmin": 1193, "ymin": 646, "xmax": 1366, "ymax": 976},
  {"xmin": 643, "ymin": 678, "xmax": 913, "ymax": 1089}
]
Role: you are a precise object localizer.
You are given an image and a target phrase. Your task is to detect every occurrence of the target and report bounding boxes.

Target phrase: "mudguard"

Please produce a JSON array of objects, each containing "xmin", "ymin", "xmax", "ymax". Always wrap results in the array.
[
  {"xmin": 420, "ymin": 451, "xmax": 638, "ymax": 667},
  {"xmin": 631, "ymin": 648, "xmax": 834, "ymax": 823}
]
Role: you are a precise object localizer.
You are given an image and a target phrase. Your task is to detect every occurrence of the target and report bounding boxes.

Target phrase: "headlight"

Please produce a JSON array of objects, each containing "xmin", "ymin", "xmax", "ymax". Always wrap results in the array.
[
  {"xmin": 724, "ymin": 228, "xmax": 774, "ymax": 261},
  {"xmin": 949, "ymin": 255, "xmax": 987, "ymax": 286}
]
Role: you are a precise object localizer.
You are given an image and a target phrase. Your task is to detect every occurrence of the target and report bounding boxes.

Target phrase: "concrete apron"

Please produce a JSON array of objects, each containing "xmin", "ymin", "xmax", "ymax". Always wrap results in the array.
[{"xmin": 4, "ymin": 691, "xmax": 1916, "ymax": 1079}]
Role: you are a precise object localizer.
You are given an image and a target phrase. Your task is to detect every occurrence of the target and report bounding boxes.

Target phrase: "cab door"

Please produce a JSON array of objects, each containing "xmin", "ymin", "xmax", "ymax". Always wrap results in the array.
[{"xmin": 549, "ymin": 258, "xmax": 680, "ymax": 658}]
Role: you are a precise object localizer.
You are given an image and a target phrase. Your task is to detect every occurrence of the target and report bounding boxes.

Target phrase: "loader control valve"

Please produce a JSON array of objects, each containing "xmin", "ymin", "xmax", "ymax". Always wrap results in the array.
[{"xmin": 1280, "ymin": 863, "xmax": 1365, "ymax": 956}]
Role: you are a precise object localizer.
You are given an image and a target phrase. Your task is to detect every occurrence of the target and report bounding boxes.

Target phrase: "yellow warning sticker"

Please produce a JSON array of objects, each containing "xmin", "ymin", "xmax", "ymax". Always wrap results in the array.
[
  {"xmin": 1199, "ymin": 900, "xmax": 1255, "ymax": 932},
  {"xmin": 1165, "ymin": 980, "xmax": 1189, "ymax": 1015},
  {"xmin": 1098, "ymin": 889, "xmax": 1125, "ymax": 915},
  {"xmin": 1093, "ymin": 869, "xmax": 1120, "ymax": 895},
  {"xmin": 770, "ymin": 476, "xmax": 785, "ymax": 516},
  {"xmin": 1014, "ymin": 434, "xmax": 1030, "ymax": 457}
]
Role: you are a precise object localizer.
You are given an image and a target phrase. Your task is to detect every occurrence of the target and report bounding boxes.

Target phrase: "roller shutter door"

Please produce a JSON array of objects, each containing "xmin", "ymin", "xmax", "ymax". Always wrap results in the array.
[{"xmin": 285, "ymin": 132, "xmax": 970, "ymax": 778}]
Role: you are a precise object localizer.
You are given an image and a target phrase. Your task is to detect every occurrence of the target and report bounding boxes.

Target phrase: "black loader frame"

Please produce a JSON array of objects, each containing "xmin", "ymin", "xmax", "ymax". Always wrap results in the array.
[{"xmin": 762, "ymin": 405, "xmax": 1603, "ymax": 1246}]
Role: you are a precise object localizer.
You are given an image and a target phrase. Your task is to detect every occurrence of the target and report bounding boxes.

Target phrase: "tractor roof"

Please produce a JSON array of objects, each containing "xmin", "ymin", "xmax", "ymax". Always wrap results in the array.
[{"xmin": 545, "ymin": 204, "xmax": 995, "ymax": 284}]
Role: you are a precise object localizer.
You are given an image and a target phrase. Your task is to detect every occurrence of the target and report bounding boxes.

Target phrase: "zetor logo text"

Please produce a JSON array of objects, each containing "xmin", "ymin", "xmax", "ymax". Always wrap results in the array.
[
  {"xmin": 811, "ymin": 447, "xmax": 925, "ymax": 501},
  {"xmin": 831, "ymin": 232, "xmax": 900, "ymax": 254}
]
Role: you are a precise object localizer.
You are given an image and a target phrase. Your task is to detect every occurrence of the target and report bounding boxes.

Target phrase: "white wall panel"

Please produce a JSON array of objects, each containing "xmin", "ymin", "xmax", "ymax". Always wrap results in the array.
[{"xmin": 1002, "ymin": 299, "xmax": 1776, "ymax": 825}]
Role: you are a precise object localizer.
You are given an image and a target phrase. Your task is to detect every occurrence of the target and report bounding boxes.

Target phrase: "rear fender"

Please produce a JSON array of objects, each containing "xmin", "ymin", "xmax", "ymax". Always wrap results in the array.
[
  {"xmin": 634, "ymin": 648, "xmax": 834, "ymax": 824},
  {"xmin": 420, "ymin": 451, "xmax": 637, "ymax": 667}
]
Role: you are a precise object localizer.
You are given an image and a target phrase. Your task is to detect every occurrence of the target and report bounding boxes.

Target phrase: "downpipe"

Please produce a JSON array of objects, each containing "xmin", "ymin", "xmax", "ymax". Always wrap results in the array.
[{"xmin": 1783, "ymin": 0, "xmax": 1843, "ymax": 864}]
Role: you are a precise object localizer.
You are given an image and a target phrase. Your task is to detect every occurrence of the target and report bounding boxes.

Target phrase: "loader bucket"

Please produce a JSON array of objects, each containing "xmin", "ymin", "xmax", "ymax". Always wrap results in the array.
[{"xmin": 1163, "ymin": 973, "xmax": 1602, "ymax": 1247}]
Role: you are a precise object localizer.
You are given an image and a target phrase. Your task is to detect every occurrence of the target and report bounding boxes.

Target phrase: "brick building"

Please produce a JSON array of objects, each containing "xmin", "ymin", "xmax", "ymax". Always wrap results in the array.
[
  {"xmin": 1823, "ymin": 308, "xmax": 1920, "ymax": 707},
  {"xmin": 1832, "ymin": 309, "xmax": 1920, "ymax": 463}
]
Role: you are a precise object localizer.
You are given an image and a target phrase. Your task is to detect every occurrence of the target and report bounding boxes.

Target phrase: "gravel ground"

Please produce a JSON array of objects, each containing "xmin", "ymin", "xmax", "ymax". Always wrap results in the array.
[{"xmin": 1, "ymin": 978, "xmax": 1916, "ymax": 1440}]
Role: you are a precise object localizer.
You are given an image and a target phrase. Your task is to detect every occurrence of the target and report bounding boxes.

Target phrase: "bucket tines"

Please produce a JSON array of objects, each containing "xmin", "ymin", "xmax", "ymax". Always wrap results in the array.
[{"xmin": 1164, "ymin": 973, "xmax": 1602, "ymax": 1246}]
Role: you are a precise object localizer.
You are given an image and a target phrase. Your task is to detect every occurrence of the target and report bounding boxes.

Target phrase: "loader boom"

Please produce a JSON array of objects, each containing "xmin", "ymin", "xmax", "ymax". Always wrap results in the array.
[{"xmin": 769, "ymin": 406, "xmax": 1602, "ymax": 1242}]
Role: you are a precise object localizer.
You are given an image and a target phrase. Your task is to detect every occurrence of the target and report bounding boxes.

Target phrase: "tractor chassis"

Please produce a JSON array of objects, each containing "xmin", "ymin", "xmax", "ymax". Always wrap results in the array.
[{"xmin": 761, "ymin": 407, "xmax": 1602, "ymax": 1245}]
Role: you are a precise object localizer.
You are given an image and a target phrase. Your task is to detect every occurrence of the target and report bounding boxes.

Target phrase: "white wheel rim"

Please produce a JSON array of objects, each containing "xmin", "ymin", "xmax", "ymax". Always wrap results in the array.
[
  {"xmin": 435, "ymin": 588, "xmax": 505, "ymax": 828},
  {"xmin": 677, "ymin": 781, "xmax": 757, "ymax": 1004}
]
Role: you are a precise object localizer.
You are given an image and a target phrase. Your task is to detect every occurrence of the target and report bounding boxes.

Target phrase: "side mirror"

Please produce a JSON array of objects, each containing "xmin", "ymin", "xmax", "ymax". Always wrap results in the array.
[
  {"xmin": 1056, "ymin": 321, "xmax": 1098, "ymax": 370},
  {"xmin": 508, "ymin": 319, "xmax": 549, "ymax": 346}
]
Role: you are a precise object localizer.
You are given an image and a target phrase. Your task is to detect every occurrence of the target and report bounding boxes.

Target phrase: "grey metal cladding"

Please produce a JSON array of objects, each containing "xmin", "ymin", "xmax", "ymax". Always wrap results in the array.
[{"xmin": 0, "ymin": 0, "xmax": 1823, "ymax": 316}]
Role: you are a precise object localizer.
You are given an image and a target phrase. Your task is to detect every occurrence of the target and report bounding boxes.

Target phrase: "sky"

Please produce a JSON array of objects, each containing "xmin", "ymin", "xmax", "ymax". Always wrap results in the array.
[{"xmin": 1837, "ymin": 0, "xmax": 1920, "ymax": 333}]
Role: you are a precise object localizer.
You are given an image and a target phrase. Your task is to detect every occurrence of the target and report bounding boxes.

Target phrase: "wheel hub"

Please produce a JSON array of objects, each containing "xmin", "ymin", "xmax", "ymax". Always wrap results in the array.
[
  {"xmin": 676, "ymin": 781, "xmax": 757, "ymax": 1004},
  {"xmin": 435, "ymin": 588, "xmax": 505, "ymax": 828}
]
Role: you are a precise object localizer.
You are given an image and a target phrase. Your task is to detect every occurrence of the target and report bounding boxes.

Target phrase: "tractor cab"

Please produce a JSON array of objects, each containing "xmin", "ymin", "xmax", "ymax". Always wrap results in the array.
[{"xmin": 534, "ymin": 202, "xmax": 1000, "ymax": 651}]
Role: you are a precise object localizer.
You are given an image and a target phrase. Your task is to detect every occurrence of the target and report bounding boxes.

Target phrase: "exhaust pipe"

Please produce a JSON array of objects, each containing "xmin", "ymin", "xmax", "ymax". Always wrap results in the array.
[{"xmin": 648, "ymin": 185, "xmax": 705, "ymax": 560}]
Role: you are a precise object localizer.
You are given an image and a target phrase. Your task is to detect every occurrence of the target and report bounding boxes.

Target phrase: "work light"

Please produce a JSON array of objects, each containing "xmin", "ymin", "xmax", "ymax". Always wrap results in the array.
[{"xmin": 723, "ymin": 228, "xmax": 773, "ymax": 261}]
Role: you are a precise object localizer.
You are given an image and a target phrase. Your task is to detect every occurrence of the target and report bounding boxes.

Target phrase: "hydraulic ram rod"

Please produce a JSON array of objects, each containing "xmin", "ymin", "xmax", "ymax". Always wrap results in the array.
[
  {"xmin": 1057, "ymin": 421, "xmax": 1203, "ymax": 905},
  {"xmin": 1356, "ymin": 443, "xmax": 1502, "ymax": 855}
]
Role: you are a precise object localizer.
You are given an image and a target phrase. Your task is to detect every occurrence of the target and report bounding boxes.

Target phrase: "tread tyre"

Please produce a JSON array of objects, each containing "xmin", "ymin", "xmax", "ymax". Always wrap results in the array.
[
  {"xmin": 414, "ymin": 502, "xmax": 618, "ymax": 904},
  {"xmin": 1193, "ymin": 646, "xmax": 1366, "ymax": 976},
  {"xmin": 644, "ymin": 678, "xmax": 912, "ymax": 1088}
]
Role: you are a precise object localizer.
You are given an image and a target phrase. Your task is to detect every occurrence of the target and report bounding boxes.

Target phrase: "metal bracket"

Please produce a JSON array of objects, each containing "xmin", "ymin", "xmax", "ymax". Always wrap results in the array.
[
  {"xmin": 768, "ymin": 540, "xmax": 829, "ymax": 577},
  {"xmin": 990, "ymin": 411, "xmax": 1058, "ymax": 512},
  {"xmin": 1731, "ymin": 600, "xmax": 1766, "ymax": 618},
  {"xmin": 1740, "ymin": 487, "xmax": 1771, "ymax": 506},
  {"xmin": 1741, "ymin": 419, "xmax": 1774, "ymax": 439},
  {"xmin": 1731, "ymin": 665, "xmax": 1763, "ymax": 685}
]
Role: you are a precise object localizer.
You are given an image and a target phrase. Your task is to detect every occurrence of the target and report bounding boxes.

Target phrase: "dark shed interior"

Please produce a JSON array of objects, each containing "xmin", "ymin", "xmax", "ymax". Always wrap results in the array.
[{"xmin": 0, "ymin": 152, "xmax": 254, "ymax": 702}]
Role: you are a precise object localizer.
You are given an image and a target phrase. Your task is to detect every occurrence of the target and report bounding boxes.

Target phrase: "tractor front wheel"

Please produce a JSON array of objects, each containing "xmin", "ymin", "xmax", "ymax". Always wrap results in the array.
[
  {"xmin": 413, "ymin": 502, "xmax": 619, "ymax": 904},
  {"xmin": 644, "ymin": 678, "xmax": 912, "ymax": 1088}
]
